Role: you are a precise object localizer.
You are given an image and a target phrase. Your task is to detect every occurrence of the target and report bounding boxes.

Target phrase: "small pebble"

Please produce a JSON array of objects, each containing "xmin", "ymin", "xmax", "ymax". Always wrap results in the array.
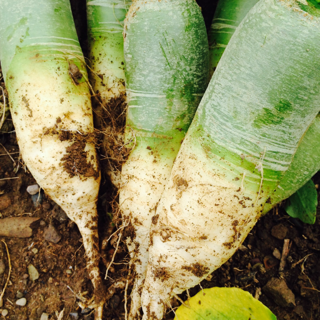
[
  {"xmin": 40, "ymin": 220, "xmax": 46, "ymax": 227},
  {"xmin": 16, "ymin": 298, "xmax": 27, "ymax": 306},
  {"xmin": 40, "ymin": 313, "xmax": 49, "ymax": 320},
  {"xmin": 28, "ymin": 264, "xmax": 39, "ymax": 281},
  {"xmin": 0, "ymin": 194, "xmax": 11, "ymax": 211},
  {"xmin": 239, "ymin": 244, "xmax": 248, "ymax": 251},
  {"xmin": 26, "ymin": 184, "xmax": 40, "ymax": 195},
  {"xmin": 0, "ymin": 258, "xmax": 5, "ymax": 275},
  {"xmin": 263, "ymin": 277, "xmax": 295, "ymax": 307},
  {"xmin": 69, "ymin": 312, "xmax": 79, "ymax": 320},
  {"xmin": 271, "ymin": 224, "xmax": 288, "ymax": 240},
  {"xmin": 43, "ymin": 224, "xmax": 61, "ymax": 244},
  {"xmin": 273, "ymin": 248, "xmax": 282, "ymax": 260},
  {"xmin": 22, "ymin": 274, "xmax": 29, "ymax": 279},
  {"xmin": 263, "ymin": 255, "xmax": 279, "ymax": 269},
  {"xmin": 48, "ymin": 277, "xmax": 53, "ymax": 284},
  {"xmin": 81, "ymin": 308, "xmax": 92, "ymax": 315},
  {"xmin": 31, "ymin": 192, "xmax": 43, "ymax": 207},
  {"xmin": 16, "ymin": 291, "xmax": 24, "ymax": 299},
  {"xmin": 66, "ymin": 269, "xmax": 72, "ymax": 275},
  {"xmin": 31, "ymin": 248, "xmax": 38, "ymax": 254},
  {"xmin": 1, "ymin": 309, "xmax": 8, "ymax": 317}
]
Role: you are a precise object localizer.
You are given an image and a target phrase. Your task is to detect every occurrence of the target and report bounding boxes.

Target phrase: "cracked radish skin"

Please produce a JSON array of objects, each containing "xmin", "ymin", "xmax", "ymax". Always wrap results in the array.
[
  {"xmin": 120, "ymin": 0, "xmax": 209, "ymax": 318},
  {"xmin": 141, "ymin": 0, "xmax": 320, "ymax": 319}
]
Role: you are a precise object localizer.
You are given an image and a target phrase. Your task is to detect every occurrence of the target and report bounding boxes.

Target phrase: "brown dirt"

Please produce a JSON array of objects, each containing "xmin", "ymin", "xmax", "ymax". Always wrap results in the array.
[
  {"xmin": 42, "ymin": 125, "xmax": 99, "ymax": 180},
  {"xmin": 93, "ymin": 93, "xmax": 131, "ymax": 184},
  {"xmin": 182, "ymin": 263, "xmax": 210, "ymax": 278},
  {"xmin": 60, "ymin": 133, "xmax": 99, "ymax": 180}
]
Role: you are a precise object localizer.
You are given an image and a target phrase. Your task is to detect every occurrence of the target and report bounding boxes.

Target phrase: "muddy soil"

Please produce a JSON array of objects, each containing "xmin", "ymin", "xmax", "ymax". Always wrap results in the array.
[{"xmin": 1, "ymin": 1, "xmax": 320, "ymax": 320}]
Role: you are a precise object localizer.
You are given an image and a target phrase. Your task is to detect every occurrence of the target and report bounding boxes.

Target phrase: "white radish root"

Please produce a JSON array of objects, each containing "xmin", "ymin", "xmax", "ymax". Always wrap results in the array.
[
  {"xmin": 6, "ymin": 51, "xmax": 106, "ymax": 319},
  {"xmin": 141, "ymin": 140, "xmax": 264, "ymax": 319}
]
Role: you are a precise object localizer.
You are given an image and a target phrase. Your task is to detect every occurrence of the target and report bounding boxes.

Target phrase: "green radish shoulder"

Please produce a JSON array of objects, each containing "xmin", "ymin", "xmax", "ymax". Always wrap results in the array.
[
  {"xmin": 209, "ymin": 0, "xmax": 320, "ymax": 214},
  {"xmin": 87, "ymin": 0, "xmax": 131, "ymax": 105},
  {"xmin": 208, "ymin": 0, "xmax": 259, "ymax": 75}
]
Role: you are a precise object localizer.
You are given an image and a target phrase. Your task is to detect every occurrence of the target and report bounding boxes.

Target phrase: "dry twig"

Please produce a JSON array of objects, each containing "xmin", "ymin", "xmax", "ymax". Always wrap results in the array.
[
  {"xmin": 0, "ymin": 241, "xmax": 12, "ymax": 308},
  {"xmin": 279, "ymin": 239, "xmax": 291, "ymax": 272},
  {"xmin": 0, "ymin": 87, "xmax": 7, "ymax": 130},
  {"xmin": 0, "ymin": 152, "xmax": 19, "ymax": 157},
  {"xmin": 0, "ymin": 177, "xmax": 19, "ymax": 181},
  {"xmin": 0, "ymin": 143, "xmax": 15, "ymax": 165},
  {"xmin": 105, "ymin": 230, "xmax": 123, "ymax": 280},
  {"xmin": 124, "ymin": 279, "xmax": 129, "ymax": 320},
  {"xmin": 254, "ymin": 287, "xmax": 262, "ymax": 300},
  {"xmin": 291, "ymin": 253, "xmax": 313, "ymax": 269}
]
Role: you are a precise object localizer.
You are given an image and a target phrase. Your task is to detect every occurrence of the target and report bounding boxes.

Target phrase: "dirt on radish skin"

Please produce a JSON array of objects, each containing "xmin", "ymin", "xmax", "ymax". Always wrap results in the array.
[{"xmin": 42, "ymin": 128, "xmax": 100, "ymax": 180}]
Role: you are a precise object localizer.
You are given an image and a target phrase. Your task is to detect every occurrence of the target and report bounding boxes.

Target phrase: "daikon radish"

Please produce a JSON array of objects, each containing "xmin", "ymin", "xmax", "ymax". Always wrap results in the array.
[
  {"xmin": 141, "ymin": 1, "xmax": 320, "ymax": 318},
  {"xmin": 0, "ymin": 1, "xmax": 105, "ymax": 318},
  {"xmin": 209, "ymin": 0, "xmax": 259, "ymax": 75},
  {"xmin": 208, "ymin": 0, "xmax": 320, "ymax": 212},
  {"xmin": 86, "ymin": 0, "xmax": 132, "ymax": 186},
  {"xmin": 87, "ymin": 0, "xmax": 131, "ymax": 105},
  {"xmin": 121, "ymin": 0, "xmax": 209, "ymax": 318}
]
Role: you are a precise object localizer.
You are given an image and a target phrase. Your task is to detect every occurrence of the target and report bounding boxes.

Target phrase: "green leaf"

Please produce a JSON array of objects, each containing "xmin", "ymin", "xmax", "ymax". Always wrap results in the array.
[
  {"xmin": 174, "ymin": 287, "xmax": 277, "ymax": 320},
  {"xmin": 284, "ymin": 179, "xmax": 318, "ymax": 225}
]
